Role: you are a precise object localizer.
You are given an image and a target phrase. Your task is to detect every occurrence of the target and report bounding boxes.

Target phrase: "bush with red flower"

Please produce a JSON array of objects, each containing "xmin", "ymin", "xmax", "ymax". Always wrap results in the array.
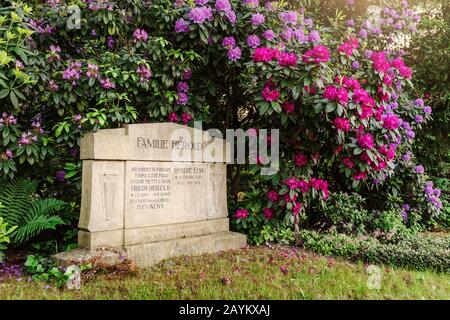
[{"xmin": 0, "ymin": 0, "xmax": 444, "ymax": 244}]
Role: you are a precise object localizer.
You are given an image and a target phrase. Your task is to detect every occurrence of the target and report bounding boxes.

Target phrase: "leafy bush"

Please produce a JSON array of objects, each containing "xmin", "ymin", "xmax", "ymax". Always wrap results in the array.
[
  {"xmin": 0, "ymin": 215, "xmax": 17, "ymax": 262},
  {"xmin": 320, "ymin": 192, "xmax": 371, "ymax": 235},
  {"xmin": 296, "ymin": 230, "xmax": 450, "ymax": 272},
  {"xmin": 359, "ymin": 234, "xmax": 450, "ymax": 273},
  {"xmin": 0, "ymin": 178, "xmax": 65, "ymax": 245},
  {"xmin": 0, "ymin": 0, "xmax": 446, "ymax": 244},
  {"xmin": 296, "ymin": 229, "xmax": 370, "ymax": 257},
  {"xmin": 408, "ymin": 0, "xmax": 450, "ymax": 177}
]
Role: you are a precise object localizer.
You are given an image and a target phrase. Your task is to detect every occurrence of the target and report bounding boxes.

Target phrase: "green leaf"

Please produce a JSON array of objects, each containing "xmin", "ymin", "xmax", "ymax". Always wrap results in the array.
[
  {"xmin": 0, "ymin": 88, "xmax": 9, "ymax": 99},
  {"xmin": 9, "ymin": 91, "xmax": 18, "ymax": 108}
]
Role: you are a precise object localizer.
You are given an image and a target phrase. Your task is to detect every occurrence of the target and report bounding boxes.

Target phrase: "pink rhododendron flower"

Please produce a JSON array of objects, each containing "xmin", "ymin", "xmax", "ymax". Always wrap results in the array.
[
  {"xmin": 382, "ymin": 113, "xmax": 400, "ymax": 130},
  {"xmin": 343, "ymin": 157, "xmax": 355, "ymax": 168},
  {"xmin": 253, "ymin": 47, "xmax": 279, "ymax": 62},
  {"xmin": 277, "ymin": 52, "xmax": 298, "ymax": 66},
  {"xmin": 324, "ymin": 85, "xmax": 338, "ymax": 100},
  {"xmin": 267, "ymin": 189, "xmax": 280, "ymax": 202},
  {"xmin": 302, "ymin": 45, "xmax": 330, "ymax": 64},
  {"xmin": 297, "ymin": 180, "xmax": 309, "ymax": 194},
  {"xmin": 137, "ymin": 64, "xmax": 152, "ymax": 82},
  {"xmin": 379, "ymin": 145, "xmax": 396, "ymax": 160},
  {"xmin": 100, "ymin": 78, "xmax": 115, "ymax": 89},
  {"xmin": 181, "ymin": 112, "xmax": 192, "ymax": 124},
  {"xmin": 354, "ymin": 171, "xmax": 367, "ymax": 180},
  {"xmin": 168, "ymin": 112, "xmax": 179, "ymax": 122},
  {"xmin": 235, "ymin": 208, "xmax": 249, "ymax": 219},
  {"xmin": 342, "ymin": 77, "xmax": 360, "ymax": 90},
  {"xmin": 391, "ymin": 57, "xmax": 412, "ymax": 78},
  {"xmin": 292, "ymin": 202, "xmax": 302, "ymax": 215},
  {"xmin": 294, "ymin": 153, "xmax": 307, "ymax": 167},
  {"xmin": 371, "ymin": 51, "xmax": 390, "ymax": 73},
  {"xmin": 282, "ymin": 101, "xmax": 295, "ymax": 113},
  {"xmin": 334, "ymin": 117, "xmax": 351, "ymax": 132},
  {"xmin": 324, "ymin": 86, "xmax": 348, "ymax": 105},
  {"xmin": 284, "ymin": 177, "xmax": 299, "ymax": 189},
  {"xmin": 357, "ymin": 133, "xmax": 374, "ymax": 149},
  {"xmin": 263, "ymin": 208, "xmax": 275, "ymax": 219},
  {"xmin": 262, "ymin": 82, "xmax": 280, "ymax": 102}
]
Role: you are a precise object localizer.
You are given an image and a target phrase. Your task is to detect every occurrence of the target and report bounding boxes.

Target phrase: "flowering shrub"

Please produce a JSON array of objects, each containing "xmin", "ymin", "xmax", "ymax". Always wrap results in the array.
[{"xmin": 0, "ymin": 0, "xmax": 445, "ymax": 244}]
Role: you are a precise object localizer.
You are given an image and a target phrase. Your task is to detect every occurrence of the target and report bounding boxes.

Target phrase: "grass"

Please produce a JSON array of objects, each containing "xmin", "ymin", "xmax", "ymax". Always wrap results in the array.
[{"xmin": 0, "ymin": 245, "xmax": 449, "ymax": 300}]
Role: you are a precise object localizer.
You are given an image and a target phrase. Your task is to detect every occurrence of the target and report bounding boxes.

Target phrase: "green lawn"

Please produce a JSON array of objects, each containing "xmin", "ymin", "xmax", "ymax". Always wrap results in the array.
[{"xmin": 1, "ymin": 245, "xmax": 449, "ymax": 300}]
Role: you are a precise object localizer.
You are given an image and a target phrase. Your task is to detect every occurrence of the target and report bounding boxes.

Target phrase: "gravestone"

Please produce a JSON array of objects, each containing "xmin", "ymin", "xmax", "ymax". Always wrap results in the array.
[{"xmin": 55, "ymin": 123, "xmax": 246, "ymax": 268}]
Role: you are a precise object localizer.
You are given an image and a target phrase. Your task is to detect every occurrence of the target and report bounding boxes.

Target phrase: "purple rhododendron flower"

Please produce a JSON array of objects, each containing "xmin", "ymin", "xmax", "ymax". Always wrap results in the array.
[
  {"xmin": 175, "ymin": 18, "xmax": 190, "ymax": 33},
  {"xmin": 55, "ymin": 170, "xmax": 66, "ymax": 182},
  {"xmin": 247, "ymin": 34, "xmax": 260, "ymax": 48},
  {"xmin": 189, "ymin": 6, "xmax": 213, "ymax": 24},
  {"xmin": 262, "ymin": 29, "xmax": 275, "ymax": 41},
  {"xmin": 251, "ymin": 13, "xmax": 265, "ymax": 26},
  {"xmin": 308, "ymin": 30, "xmax": 321, "ymax": 42},
  {"xmin": 227, "ymin": 47, "xmax": 241, "ymax": 61},
  {"xmin": 414, "ymin": 165, "xmax": 424, "ymax": 174},
  {"xmin": 222, "ymin": 36, "xmax": 236, "ymax": 48}
]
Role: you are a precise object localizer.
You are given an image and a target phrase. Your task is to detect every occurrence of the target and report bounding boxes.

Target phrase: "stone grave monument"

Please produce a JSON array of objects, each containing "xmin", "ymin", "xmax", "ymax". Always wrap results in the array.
[{"xmin": 54, "ymin": 123, "xmax": 247, "ymax": 268}]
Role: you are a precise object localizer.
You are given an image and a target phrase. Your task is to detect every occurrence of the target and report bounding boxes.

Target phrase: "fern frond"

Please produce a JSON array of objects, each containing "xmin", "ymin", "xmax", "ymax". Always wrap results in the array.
[
  {"xmin": 0, "ymin": 178, "xmax": 37, "ymax": 227},
  {"xmin": 13, "ymin": 215, "xmax": 65, "ymax": 245},
  {"xmin": 25, "ymin": 198, "xmax": 66, "ymax": 222}
]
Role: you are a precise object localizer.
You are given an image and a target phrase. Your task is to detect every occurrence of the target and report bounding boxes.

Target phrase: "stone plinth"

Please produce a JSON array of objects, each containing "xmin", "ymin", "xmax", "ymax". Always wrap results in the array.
[{"xmin": 60, "ymin": 123, "xmax": 246, "ymax": 268}]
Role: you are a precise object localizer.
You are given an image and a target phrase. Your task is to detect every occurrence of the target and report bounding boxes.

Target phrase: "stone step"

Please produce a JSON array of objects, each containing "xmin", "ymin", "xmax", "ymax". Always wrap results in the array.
[
  {"xmin": 124, "ymin": 231, "xmax": 247, "ymax": 268},
  {"xmin": 79, "ymin": 218, "xmax": 231, "ymax": 248}
]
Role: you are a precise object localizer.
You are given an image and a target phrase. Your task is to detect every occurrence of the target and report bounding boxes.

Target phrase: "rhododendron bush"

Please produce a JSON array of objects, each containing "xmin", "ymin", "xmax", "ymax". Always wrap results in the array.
[{"xmin": 0, "ymin": 0, "xmax": 444, "ymax": 242}]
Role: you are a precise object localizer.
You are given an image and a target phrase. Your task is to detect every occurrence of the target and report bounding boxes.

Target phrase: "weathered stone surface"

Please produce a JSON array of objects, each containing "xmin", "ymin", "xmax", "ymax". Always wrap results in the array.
[
  {"xmin": 52, "ymin": 247, "xmax": 127, "ymax": 267},
  {"xmin": 67, "ymin": 123, "xmax": 247, "ymax": 268},
  {"xmin": 124, "ymin": 231, "xmax": 247, "ymax": 268},
  {"xmin": 125, "ymin": 161, "xmax": 227, "ymax": 228},
  {"xmin": 124, "ymin": 218, "xmax": 230, "ymax": 245},
  {"xmin": 80, "ymin": 123, "xmax": 231, "ymax": 163}
]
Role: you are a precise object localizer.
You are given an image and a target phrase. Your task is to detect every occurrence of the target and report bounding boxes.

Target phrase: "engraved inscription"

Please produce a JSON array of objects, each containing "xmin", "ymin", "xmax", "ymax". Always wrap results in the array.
[{"xmin": 128, "ymin": 163, "xmax": 207, "ymax": 214}]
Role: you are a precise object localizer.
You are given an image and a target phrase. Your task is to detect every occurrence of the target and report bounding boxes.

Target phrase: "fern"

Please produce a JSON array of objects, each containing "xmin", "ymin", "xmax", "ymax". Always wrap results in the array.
[
  {"xmin": 0, "ymin": 179, "xmax": 37, "ymax": 227},
  {"xmin": 0, "ymin": 179, "xmax": 66, "ymax": 245}
]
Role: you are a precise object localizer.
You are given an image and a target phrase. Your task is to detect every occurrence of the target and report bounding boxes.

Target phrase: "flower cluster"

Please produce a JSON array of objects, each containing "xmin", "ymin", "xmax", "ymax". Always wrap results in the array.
[
  {"xmin": 62, "ymin": 61, "xmax": 82, "ymax": 85},
  {"xmin": 0, "ymin": 113, "xmax": 17, "ymax": 127},
  {"xmin": 137, "ymin": 64, "xmax": 152, "ymax": 83},
  {"xmin": 424, "ymin": 181, "xmax": 443, "ymax": 211}
]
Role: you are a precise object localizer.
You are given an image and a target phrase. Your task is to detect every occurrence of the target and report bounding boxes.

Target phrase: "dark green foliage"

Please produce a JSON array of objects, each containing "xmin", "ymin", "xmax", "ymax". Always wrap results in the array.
[
  {"xmin": 409, "ymin": 0, "xmax": 450, "ymax": 176},
  {"xmin": 320, "ymin": 192, "xmax": 371, "ymax": 235},
  {"xmin": 296, "ymin": 230, "xmax": 450, "ymax": 272},
  {"xmin": 0, "ymin": 179, "xmax": 65, "ymax": 245},
  {"xmin": 359, "ymin": 235, "xmax": 450, "ymax": 273}
]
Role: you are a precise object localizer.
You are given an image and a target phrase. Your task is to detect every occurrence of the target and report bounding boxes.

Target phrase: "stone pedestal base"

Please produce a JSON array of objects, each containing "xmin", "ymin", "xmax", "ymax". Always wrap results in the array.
[
  {"xmin": 52, "ymin": 247, "xmax": 127, "ymax": 267},
  {"xmin": 124, "ymin": 231, "xmax": 247, "ymax": 268},
  {"xmin": 53, "ymin": 231, "xmax": 247, "ymax": 269}
]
